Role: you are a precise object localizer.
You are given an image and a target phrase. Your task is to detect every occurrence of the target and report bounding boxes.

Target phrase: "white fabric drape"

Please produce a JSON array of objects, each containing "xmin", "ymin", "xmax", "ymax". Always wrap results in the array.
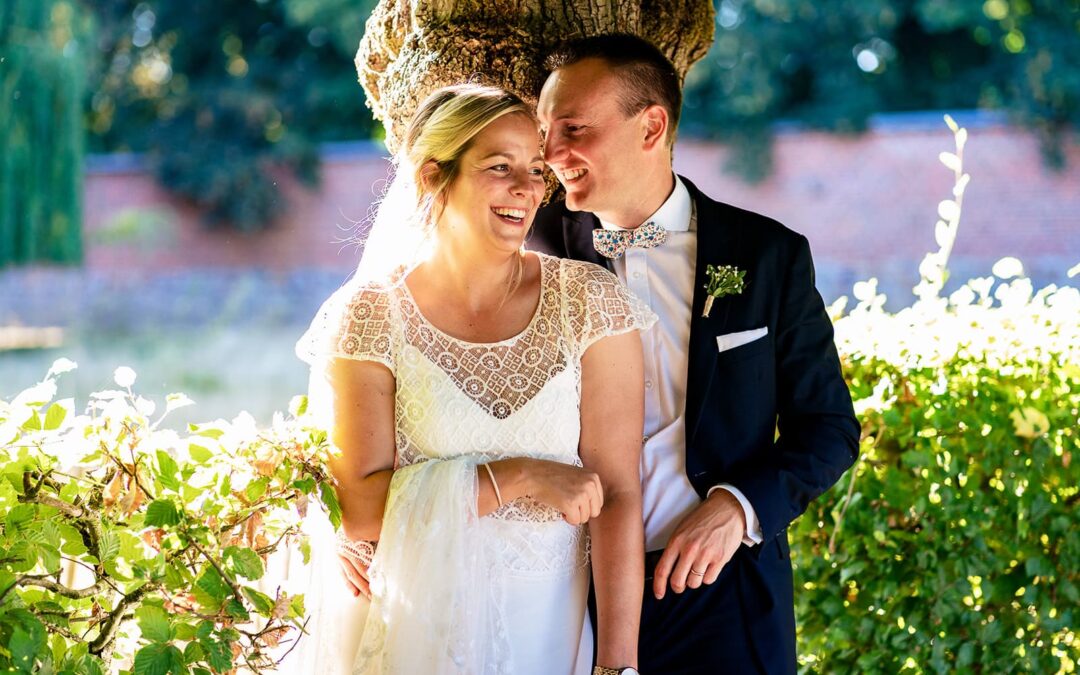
[{"xmin": 354, "ymin": 456, "xmax": 510, "ymax": 674}]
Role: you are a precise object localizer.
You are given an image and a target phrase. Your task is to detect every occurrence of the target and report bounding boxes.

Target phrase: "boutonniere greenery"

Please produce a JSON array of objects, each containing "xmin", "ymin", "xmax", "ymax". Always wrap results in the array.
[{"xmin": 702, "ymin": 264, "xmax": 746, "ymax": 318}]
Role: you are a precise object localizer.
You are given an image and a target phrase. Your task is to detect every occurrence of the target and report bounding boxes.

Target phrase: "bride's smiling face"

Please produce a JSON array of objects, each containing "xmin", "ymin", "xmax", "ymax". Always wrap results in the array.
[{"xmin": 435, "ymin": 113, "xmax": 546, "ymax": 255}]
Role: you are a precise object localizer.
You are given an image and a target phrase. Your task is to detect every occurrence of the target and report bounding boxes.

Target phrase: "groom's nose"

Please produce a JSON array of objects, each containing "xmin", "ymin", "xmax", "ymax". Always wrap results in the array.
[{"xmin": 542, "ymin": 134, "xmax": 565, "ymax": 165}]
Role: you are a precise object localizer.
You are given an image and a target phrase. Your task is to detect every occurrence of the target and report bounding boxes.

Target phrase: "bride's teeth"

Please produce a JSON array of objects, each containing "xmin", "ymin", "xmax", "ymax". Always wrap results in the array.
[
  {"xmin": 494, "ymin": 208, "xmax": 526, "ymax": 218},
  {"xmin": 563, "ymin": 168, "xmax": 586, "ymax": 181}
]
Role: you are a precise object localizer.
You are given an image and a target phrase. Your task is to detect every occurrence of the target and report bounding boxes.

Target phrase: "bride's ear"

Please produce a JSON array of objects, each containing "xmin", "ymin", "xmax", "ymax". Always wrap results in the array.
[{"xmin": 418, "ymin": 160, "xmax": 442, "ymax": 194}]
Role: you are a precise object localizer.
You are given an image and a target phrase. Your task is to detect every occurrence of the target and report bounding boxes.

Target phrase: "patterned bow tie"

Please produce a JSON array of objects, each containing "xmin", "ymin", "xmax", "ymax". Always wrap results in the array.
[{"xmin": 593, "ymin": 220, "xmax": 668, "ymax": 259}]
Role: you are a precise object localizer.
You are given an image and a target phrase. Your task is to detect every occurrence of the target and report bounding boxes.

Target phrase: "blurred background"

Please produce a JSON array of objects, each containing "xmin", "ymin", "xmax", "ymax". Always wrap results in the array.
[{"xmin": 2, "ymin": 0, "xmax": 1078, "ymax": 424}]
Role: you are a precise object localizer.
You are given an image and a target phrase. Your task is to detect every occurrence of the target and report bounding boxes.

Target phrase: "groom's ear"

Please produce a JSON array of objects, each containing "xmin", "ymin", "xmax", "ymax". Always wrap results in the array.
[{"xmin": 641, "ymin": 104, "xmax": 670, "ymax": 152}]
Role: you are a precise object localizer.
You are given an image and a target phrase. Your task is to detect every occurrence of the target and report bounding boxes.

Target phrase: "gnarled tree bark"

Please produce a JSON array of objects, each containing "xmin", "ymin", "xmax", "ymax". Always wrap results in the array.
[{"xmin": 356, "ymin": 0, "xmax": 715, "ymax": 152}]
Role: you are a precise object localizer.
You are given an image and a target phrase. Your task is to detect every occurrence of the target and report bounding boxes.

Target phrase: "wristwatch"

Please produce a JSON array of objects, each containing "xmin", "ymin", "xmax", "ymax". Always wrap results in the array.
[{"xmin": 593, "ymin": 668, "xmax": 640, "ymax": 675}]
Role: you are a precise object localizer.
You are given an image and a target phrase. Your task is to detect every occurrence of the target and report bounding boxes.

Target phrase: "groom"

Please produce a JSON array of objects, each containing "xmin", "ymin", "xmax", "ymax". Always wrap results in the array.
[{"xmin": 532, "ymin": 34, "xmax": 860, "ymax": 673}]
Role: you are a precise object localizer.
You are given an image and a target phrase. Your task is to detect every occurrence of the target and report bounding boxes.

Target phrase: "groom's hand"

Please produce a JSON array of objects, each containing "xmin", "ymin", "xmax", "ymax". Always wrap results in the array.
[{"xmin": 653, "ymin": 490, "xmax": 746, "ymax": 599}]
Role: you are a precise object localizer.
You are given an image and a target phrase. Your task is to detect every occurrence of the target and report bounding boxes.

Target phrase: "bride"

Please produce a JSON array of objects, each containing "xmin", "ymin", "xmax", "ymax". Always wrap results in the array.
[{"xmin": 294, "ymin": 84, "xmax": 655, "ymax": 674}]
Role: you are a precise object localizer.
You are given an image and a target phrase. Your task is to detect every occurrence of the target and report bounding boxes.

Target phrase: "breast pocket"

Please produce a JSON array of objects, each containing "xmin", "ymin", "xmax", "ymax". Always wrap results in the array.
[
  {"xmin": 710, "ymin": 330, "xmax": 775, "ymax": 447},
  {"xmin": 715, "ymin": 328, "xmax": 772, "ymax": 366}
]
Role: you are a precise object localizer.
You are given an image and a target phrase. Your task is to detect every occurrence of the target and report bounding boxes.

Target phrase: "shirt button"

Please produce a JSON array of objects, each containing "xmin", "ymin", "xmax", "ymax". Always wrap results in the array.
[
  {"xmin": 632, "ymin": 271, "xmax": 643, "ymax": 280},
  {"xmin": 642, "ymin": 435, "xmax": 650, "ymax": 444},
  {"xmin": 645, "ymin": 380, "xmax": 654, "ymax": 389}
]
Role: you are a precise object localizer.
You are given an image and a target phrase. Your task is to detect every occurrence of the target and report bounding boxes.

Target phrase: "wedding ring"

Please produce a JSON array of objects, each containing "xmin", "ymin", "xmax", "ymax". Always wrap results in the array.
[{"xmin": 689, "ymin": 568, "xmax": 705, "ymax": 576}]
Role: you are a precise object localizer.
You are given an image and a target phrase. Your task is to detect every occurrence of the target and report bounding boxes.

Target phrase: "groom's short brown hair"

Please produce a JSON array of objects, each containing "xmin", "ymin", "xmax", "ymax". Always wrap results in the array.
[{"xmin": 545, "ymin": 33, "xmax": 682, "ymax": 144}]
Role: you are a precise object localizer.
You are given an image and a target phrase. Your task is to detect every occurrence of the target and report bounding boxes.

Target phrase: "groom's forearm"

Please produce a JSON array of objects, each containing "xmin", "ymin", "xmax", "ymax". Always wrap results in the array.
[{"xmin": 589, "ymin": 490, "xmax": 644, "ymax": 669}]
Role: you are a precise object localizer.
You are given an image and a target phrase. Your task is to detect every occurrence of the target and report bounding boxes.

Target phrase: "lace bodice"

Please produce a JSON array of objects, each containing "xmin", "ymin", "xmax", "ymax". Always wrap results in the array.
[{"xmin": 298, "ymin": 253, "xmax": 656, "ymax": 575}]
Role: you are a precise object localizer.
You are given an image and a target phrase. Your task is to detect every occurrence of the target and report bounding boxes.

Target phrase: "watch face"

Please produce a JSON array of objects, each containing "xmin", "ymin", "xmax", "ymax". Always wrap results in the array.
[{"xmin": 620, "ymin": 670, "xmax": 640, "ymax": 675}]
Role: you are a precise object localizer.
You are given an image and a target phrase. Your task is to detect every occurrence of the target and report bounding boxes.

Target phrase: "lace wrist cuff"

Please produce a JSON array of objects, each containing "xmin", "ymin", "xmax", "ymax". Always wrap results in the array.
[{"xmin": 336, "ymin": 531, "xmax": 377, "ymax": 566}]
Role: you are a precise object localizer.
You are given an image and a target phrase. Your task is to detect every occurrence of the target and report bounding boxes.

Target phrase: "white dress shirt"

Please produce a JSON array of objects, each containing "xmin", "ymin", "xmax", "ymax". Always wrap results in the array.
[{"xmin": 598, "ymin": 175, "xmax": 764, "ymax": 552}]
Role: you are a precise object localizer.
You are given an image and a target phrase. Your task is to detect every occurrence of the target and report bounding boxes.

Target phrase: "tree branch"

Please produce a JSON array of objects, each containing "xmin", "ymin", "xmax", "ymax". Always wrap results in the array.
[
  {"xmin": 38, "ymin": 615, "xmax": 82, "ymax": 642},
  {"xmin": 18, "ymin": 576, "xmax": 109, "ymax": 599},
  {"xmin": 89, "ymin": 583, "xmax": 158, "ymax": 656},
  {"xmin": 187, "ymin": 534, "xmax": 245, "ymax": 606}
]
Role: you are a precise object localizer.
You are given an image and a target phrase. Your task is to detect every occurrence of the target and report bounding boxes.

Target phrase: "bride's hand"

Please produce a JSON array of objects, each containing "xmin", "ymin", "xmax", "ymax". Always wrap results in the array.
[
  {"xmin": 336, "ymin": 530, "xmax": 375, "ymax": 599},
  {"xmin": 522, "ymin": 459, "xmax": 604, "ymax": 525}
]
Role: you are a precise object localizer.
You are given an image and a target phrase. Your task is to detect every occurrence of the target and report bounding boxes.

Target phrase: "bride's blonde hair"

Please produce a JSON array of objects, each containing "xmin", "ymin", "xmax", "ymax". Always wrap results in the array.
[{"xmin": 401, "ymin": 84, "xmax": 535, "ymax": 231}]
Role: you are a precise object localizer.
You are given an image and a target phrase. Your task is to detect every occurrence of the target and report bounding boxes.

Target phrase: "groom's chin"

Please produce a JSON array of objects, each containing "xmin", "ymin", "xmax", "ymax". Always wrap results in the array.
[{"xmin": 562, "ymin": 189, "xmax": 591, "ymax": 213}]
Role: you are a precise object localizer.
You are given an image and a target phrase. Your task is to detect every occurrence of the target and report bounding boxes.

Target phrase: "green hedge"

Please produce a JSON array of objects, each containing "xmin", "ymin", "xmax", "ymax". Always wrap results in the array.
[{"xmin": 793, "ymin": 274, "xmax": 1079, "ymax": 673}]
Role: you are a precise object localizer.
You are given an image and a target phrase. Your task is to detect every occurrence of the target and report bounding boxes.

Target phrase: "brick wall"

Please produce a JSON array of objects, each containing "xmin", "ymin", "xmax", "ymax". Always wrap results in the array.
[{"xmin": 5, "ymin": 118, "xmax": 1078, "ymax": 331}]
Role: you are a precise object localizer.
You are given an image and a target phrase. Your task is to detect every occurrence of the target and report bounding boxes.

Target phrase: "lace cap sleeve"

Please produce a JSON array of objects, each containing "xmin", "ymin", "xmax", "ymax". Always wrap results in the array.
[
  {"xmin": 560, "ymin": 259, "xmax": 657, "ymax": 356},
  {"xmin": 295, "ymin": 282, "xmax": 396, "ymax": 373}
]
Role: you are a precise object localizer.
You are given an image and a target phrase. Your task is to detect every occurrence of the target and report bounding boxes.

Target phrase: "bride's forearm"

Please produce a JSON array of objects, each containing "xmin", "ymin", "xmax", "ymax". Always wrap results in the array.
[
  {"xmin": 589, "ymin": 491, "xmax": 644, "ymax": 669},
  {"xmin": 331, "ymin": 461, "xmax": 394, "ymax": 541},
  {"xmin": 476, "ymin": 457, "xmax": 534, "ymax": 517}
]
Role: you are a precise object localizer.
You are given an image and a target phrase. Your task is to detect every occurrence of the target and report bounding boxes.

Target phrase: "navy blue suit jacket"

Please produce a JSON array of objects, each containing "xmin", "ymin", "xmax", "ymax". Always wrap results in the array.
[{"xmin": 528, "ymin": 177, "xmax": 860, "ymax": 673}]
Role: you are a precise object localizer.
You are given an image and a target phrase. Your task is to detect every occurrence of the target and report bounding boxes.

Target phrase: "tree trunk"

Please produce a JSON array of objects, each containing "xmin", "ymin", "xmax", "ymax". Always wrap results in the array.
[{"xmin": 356, "ymin": 0, "xmax": 715, "ymax": 152}]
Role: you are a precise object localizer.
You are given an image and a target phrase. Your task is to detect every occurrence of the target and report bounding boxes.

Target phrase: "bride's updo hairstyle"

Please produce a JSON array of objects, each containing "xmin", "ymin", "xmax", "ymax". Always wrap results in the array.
[{"xmin": 400, "ymin": 84, "xmax": 534, "ymax": 230}]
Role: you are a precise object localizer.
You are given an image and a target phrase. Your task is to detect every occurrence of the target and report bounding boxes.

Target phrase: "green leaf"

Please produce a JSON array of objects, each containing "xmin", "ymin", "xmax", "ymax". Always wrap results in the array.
[
  {"xmin": 242, "ymin": 586, "xmax": 275, "ymax": 615},
  {"xmin": 320, "ymin": 482, "xmax": 342, "ymax": 530},
  {"xmin": 189, "ymin": 424, "xmax": 224, "ymax": 440},
  {"xmin": 218, "ymin": 474, "xmax": 231, "ymax": 498},
  {"xmin": 38, "ymin": 543, "xmax": 61, "ymax": 574},
  {"xmin": 6, "ymin": 610, "xmax": 46, "ymax": 671},
  {"xmin": 289, "ymin": 394, "xmax": 308, "ymax": 417},
  {"xmin": 132, "ymin": 643, "xmax": 185, "ymax": 675},
  {"xmin": 193, "ymin": 568, "xmax": 230, "ymax": 610},
  {"xmin": 201, "ymin": 638, "xmax": 232, "ymax": 672},
  {"xmin": 289, "ymin": 593, "xmax": 306, "ymax": 620},
  {"xmin": 292, "ymin": 477, "xmax": 315, "ymax": 493},
  {"xmin": 43, "ymin": 403, "xmax": 68, "ymax": 431},
  {"xmin": 195, "ymin": 621, "xmax": 214, "ymax": 641},
  {"xmin": 145, "ymin": 500, "xmax": 180, "ymax": 528},
  {"xmin": 58, "ymin": 524, "xmax": 88, "ymax": 556},
  {"xmin": 225, "ymin": 598, "xmax": 249, "ymax": 620},
  {"xmin": 136, "ymin": 605, "xmax": 173, "ymax": 644},
  {"xmin": 6, "ymin": 503, "xmax": 37, "ymax": 530},
  {"xmin": 21, "ymin": 411, "xmax": 42, "ymax": 432},
  {"xmin": 244, "ymin": 477, "xmax": 269, "ymax": 503},
  {"xmin": 97, "ymin": 527, "xmax": 120, "ymax": 563},
  {"xmin": 224, "ymin": 546, "xmax": 264, "ymax": 581},
  {"xmin": 182, "ymin": 641, "xmax": 203, "ymax": 664},
  {"xmin": 173, "ymin": 622, "xmax": 197, "ymax": 642},
  {"xmin": 188, "ymin": 444, "xmax": 213, "ymax": 464},
  {"xmin": 155, "ymin": 451, "xmax": 181, "ymax": 492}
]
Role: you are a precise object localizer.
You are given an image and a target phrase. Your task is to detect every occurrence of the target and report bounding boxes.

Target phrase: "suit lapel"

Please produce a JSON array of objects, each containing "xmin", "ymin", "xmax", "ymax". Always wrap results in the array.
[
  {"xmin": 561, "ymin": 207, "xmax": 613, "ymax": 271},
  {"xmin": 684, "ymin": 179, "xmax": 741, "ymax": 445}
]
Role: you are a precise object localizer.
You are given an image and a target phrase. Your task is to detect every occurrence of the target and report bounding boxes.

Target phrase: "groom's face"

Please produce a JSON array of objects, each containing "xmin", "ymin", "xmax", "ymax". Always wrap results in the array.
[{"xmin": 537, "ymin": 58, "xmax": 647, "ymax": 220}]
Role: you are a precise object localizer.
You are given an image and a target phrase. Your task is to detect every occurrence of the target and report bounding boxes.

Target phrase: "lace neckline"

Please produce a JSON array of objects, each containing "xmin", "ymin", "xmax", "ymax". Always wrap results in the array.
[{"xmin": 397, "ymin": 253, "xmax": 550, "ymax": 347}]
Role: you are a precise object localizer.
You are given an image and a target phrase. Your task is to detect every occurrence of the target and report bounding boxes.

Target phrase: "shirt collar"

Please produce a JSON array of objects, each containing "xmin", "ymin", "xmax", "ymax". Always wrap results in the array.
[{"xmin": 598, "ymin": 174, "xmax": 692, "ymax": 233}]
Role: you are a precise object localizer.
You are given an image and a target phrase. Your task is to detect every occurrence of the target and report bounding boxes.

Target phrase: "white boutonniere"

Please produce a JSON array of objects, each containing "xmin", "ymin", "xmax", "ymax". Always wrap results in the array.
[{"xmin": 702, "ymin": 264, "xmax": 747, "ymax": 318}]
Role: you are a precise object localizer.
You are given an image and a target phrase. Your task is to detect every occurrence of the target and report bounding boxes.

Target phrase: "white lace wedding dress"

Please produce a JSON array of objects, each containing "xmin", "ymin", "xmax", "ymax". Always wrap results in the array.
[{"xmin": 293, "ymin": 253, "xmax": 656, "ymax": 674}]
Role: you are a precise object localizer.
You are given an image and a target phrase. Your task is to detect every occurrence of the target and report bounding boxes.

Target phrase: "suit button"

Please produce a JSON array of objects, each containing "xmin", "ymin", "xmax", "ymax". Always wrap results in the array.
[{"xmin": 645, "ymin": 380, "xmax": 654, "ymax": 389}]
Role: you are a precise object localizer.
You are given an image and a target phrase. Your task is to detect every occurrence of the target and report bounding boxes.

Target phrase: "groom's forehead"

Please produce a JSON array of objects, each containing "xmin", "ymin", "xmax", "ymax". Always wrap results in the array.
[{"xmin": 540, "ymin": 61, "xmax": 621, "ymax": 113}]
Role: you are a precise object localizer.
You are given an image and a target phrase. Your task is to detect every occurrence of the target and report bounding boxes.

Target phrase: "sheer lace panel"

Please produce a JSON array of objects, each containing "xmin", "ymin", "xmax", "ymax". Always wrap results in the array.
[
  {"xmin": 559, "ymin": 259, "xmax": 659, "ymax": 357},
  {"xmin": 395, "ymin": 256, "xmax": 573, "ymax": 420},
  {"xmin": 297, "ymin": 283, "xmax": 396, "ymax": 372}
]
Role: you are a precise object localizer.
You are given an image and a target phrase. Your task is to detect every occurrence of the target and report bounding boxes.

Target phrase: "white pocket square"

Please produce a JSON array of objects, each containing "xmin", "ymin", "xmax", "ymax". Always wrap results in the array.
[{"xmin": 716, "ymin": 327, "xmax": 768, "ymax": 353}]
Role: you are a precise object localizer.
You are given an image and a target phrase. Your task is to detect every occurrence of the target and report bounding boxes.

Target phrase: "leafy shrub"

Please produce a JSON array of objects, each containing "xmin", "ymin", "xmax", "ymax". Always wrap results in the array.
[
  {"xmin": 792, "ymin": 119, "xmax": 1079, "ymax": 673},
  {"xmin": 0, "ymin": 364, "xmax": 336, "ymax": 673}
]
